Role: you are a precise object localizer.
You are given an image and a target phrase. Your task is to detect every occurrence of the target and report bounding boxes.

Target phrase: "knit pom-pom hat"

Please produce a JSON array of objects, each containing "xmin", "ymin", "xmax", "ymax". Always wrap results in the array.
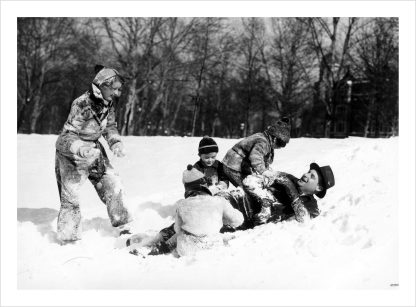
[
  {"xmin": 182, "ymin": 164, "xmax": 211, "ymax": 197},
  {"xmin": 198, "ymin": 136, "xmax": 218, "ymax": 155},
  {"xmin": 183, "ymin": 164, "xmax": 205, "ymax": 183},
  {"xmin": 266, "ymin": 117, "xmax": 291, "ymax": 148}
]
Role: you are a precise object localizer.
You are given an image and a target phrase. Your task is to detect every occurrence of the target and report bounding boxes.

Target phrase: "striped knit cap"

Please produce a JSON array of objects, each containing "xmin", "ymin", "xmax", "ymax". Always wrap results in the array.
[{"xmin": 198, "ymin": 136, "xmax": 218, "ymax": 155}]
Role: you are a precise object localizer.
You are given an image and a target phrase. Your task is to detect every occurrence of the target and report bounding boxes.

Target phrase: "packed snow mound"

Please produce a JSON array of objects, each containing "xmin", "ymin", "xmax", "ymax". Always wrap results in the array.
[{"xmin": 17, "ymin": 134, "xmax": 398, "ymax": 289}]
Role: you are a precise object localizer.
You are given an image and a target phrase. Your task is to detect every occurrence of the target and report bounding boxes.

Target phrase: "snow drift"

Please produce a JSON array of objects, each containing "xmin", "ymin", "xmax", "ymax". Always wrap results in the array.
[{"xmin": 17, "ymin": 134, "xmax": 398, "ymax": 289}]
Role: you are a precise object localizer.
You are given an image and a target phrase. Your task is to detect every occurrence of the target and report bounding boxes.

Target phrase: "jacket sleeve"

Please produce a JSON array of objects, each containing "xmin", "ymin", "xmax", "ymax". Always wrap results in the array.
[
  {"xmin": 56, "ymin": 100, "xmax": 91, "ymax": 155},
  {"xmin": 248, "ymin": 140, "xmax": 270, "ymax": 174},
  {"xmin": 273, "ymin": 172, "xmax": 310, "ymax": 223},
  {"xmin": 291, "ymin": 198, "xmax": 310, "ymax": 223},
  {"xmin": 102, "ymin": 106, "xmax": 122, "ymax": 148},
  {"xmin": 273, "ymin": 172, "xmax": 299, "ymax": 200},
  {"xmin": 56, "ymin": 131, "xmax": 82, "ymax": 155},
  {"xmin": 217, "ymin": 162, "xmax": 229, "ymax": 189},
  {"xmin": 222, "ymin": 199, "xmax": 244, "ymax": 228},
  {"xmin": 174, "ymin": 208, "xmax": 183, "ymax": 234}
]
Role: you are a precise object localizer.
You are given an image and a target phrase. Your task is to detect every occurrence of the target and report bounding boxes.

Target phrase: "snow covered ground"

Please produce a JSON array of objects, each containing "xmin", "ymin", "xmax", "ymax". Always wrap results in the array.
[{"xmin": 14, "ymin": 134, "xmax": 400, "ymax": 291}]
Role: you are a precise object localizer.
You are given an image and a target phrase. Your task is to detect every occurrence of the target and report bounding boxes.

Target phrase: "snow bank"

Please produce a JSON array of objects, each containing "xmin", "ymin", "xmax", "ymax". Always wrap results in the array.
[{"xmin": 16, "ymin": 134, "xmax": 398, "ymax": 289}]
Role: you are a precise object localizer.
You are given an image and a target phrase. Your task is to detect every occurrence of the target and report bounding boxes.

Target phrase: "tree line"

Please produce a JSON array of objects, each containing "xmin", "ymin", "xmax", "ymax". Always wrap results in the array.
[{"xmin": 17, "ymin": 17, "xmax": 398, "ymax": 138}]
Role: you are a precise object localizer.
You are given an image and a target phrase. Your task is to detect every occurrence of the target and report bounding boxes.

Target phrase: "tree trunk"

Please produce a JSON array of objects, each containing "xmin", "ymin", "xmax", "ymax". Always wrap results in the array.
[
  {"xmin": 121, "ymin": 78, "xmax": 138, "ymax": 136},
  {"xmin": 364, "ymin": 96, "xmax": 375, "ymax": 137},
  {"xmin": 29, "ymin": 95, "xmax": 43, "ymax": 133}
]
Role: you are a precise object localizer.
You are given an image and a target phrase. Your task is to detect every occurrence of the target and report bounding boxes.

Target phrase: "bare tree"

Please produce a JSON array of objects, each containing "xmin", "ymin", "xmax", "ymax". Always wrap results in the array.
[
  {"xmin": 17, "ymin": 18, "xmax": 75, "ymax": 133},
  {"xmin": 101, "ymin": 17, "xmax": 166, "ymax": 135},
  {"xmin": 306, "ymin": 17, "xmax": 357, "ymax": 137},
  {"xmin": 352, "ymin": 18, "xmax": 398, "ymax": 137},
  {"xmin": 239, "ymin": 17, "xmax": 265, "ymax": 136},
  {"xmin": 266, "ymin": 18, "xmax": 316, "ymax": 132}
]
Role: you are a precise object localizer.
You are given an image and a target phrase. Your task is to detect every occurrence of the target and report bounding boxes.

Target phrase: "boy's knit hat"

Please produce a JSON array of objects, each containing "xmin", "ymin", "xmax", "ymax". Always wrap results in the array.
[
  {"xmin": 182, "ymin": 164, "xmax": 211, "ymax": 196},
  {"xmin": 266, "ymin": 117, "xmax": 291, "ymax": 148},
  {"xmin": 198, "ymin": 136, "xmax": 219, "ymax": 155}
]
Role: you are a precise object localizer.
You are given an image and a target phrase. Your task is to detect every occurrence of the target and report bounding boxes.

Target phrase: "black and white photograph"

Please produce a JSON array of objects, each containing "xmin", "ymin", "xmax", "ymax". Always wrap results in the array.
[{"xmin": 1, "ymin": 1, "xmax": 415, "ymax": 306}]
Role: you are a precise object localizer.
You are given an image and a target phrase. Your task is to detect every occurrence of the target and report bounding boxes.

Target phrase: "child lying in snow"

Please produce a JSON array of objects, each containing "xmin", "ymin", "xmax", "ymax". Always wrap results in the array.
[
  {"xmin": 219, "ymin": 162, "xmax": 335, "ymax": 228},
  {"xmin": 127, "ymin": 165, "xmax": 243, "ymax": 257}
]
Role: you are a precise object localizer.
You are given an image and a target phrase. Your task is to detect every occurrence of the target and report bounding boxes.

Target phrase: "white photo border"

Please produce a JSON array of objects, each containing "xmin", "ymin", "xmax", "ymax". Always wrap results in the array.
[{"xmin": 1, "ymin": 1, "xmax": 415, "ymax": 306}]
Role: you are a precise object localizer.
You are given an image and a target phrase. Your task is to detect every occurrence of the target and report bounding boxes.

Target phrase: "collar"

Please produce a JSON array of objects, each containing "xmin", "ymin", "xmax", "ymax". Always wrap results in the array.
[
  {"xmin": 91, "ymin": 83, "xmax": 110, "ymax": 106},
  {"xmin": 198, "ymin": 159, "xmax": 219, "ymax": 169}
]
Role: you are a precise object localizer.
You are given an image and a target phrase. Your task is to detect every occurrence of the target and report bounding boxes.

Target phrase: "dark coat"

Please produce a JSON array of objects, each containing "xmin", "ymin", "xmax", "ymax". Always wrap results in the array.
[
  {"xmin": 267, "ymin": 174, "xmax": 320, "ymax": 222},
  {"xmin": 193, "ymin": 160, "xmax": 229, "ymax": 189},
  {"xmin": 222, "ymin": 131, "xmax": 275, "ymax": 175}
]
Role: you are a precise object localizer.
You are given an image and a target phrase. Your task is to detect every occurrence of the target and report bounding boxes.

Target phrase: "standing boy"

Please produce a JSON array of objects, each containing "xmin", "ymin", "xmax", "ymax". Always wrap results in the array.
[{"xmin": 55, "ymin": 65, "xmax": 131, "ymax": 243}]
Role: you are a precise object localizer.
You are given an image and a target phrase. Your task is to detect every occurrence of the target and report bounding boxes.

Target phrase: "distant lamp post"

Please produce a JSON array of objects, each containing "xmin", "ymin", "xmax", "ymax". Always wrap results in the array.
[
  {"xmin": 346, "ymin": 80, "xmax": 353, "ymax": 104},
  {"xmin": 346, "ymin": 80, "xmax": 353, "ymax": 136},
  {"xmin": 240, "ymin": 122, "xmax": 245, "ymax": 138}
]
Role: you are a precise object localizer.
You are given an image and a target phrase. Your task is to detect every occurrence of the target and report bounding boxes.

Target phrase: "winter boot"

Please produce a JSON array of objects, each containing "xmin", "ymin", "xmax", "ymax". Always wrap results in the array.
[{"xmin": 118, "ymin": 222, "xmax": 132, "ymax": 236}]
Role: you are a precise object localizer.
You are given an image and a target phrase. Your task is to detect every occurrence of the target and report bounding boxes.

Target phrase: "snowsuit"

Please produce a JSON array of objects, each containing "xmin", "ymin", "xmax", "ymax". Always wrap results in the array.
[
  {"xmin": 222, "ymin": 131, "xmax": 276, "ymax": 188},
  {"xmin": 55, "ymin": 84, "xmax": 130, "ymax": 241},
  {"xmin": 174, "ymin": 195, "xmax": 244, "ymax": 257},
  {"xmin": 193, "ymin": 160, "xmax": 229, "ymax": 194}
]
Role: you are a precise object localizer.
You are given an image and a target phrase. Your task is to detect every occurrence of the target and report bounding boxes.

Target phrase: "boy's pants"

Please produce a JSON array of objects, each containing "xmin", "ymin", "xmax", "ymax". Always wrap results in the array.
[{"xmin": 55, "ymin": 142, "xmax": 130, "ymax": 241}]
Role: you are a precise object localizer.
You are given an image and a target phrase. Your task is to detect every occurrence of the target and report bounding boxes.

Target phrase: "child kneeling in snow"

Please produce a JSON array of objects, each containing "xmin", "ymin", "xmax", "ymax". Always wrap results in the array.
[
  {"xmin": 129, "ymin": 165, "xmax": 244, "ymax": 257},
  {"xmin": 192, "ymin": 136, "xmax": 229, "ymax": 196}
]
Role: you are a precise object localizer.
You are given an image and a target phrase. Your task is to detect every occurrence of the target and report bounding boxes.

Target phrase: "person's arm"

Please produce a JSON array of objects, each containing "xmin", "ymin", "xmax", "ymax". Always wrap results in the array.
[
  {"xmin": 56, "ymin": 101, "xmax": 100, "ymax": 163},
  {"xmin": 174, "ymin": 208, "xmax": 183, "ymax": 234},
  {"xmin": 248, "ymin": 140, "xmax": 270, "ymax": 174},
  {"xmin": 273, "ymin": 172, "xmax": 310, "ymax": 223},
  {"xmin": 102, "ymin": 106, "xmax": 123, "ymax": 152},
  {"xmin": 222, "ymin": 199, "xmax": 244, "ymax": 228},
  {"xmin": 217, "ymin": 163, "xmax": 230, "ymax": 189}
]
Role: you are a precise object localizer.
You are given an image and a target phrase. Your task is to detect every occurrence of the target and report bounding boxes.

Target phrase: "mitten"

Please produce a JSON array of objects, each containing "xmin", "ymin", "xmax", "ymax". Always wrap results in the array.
[
  {"xmin": 111, "ymin": 142, "xmax": 126, "ymax": 157},
  {"xmin": 78, "ymin": 145, "xmax": 100, "ymax": 159}
]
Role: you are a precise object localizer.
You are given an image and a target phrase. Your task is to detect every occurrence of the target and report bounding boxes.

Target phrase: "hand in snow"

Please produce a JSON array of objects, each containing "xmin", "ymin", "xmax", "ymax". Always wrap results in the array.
[{"xmin": 111, "ymin": 142, "xmax": 126, "ymax": 158}]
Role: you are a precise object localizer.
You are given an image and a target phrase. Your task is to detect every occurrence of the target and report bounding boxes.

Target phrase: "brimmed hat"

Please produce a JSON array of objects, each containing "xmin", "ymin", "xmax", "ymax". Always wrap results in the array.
[
  {"xmin": 182, "ymin": 164, "xmax": 211, "ymax": 196},
  {"xmin": 309, "ymin": 163, "xmax": 335, "ymax": 198},
  {"xmin": 266, "ymin": 117, "xmax": 291, "ymax": 147},
  {"xmin": 198, "ymin": 136, "xmax": 218, "ymax": 155}
]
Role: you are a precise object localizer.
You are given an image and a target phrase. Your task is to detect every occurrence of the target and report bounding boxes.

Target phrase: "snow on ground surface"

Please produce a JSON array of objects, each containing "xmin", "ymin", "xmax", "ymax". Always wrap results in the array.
[{"xmin": 17, "ymin": 134, "xmax": 398, "ymax": 289}]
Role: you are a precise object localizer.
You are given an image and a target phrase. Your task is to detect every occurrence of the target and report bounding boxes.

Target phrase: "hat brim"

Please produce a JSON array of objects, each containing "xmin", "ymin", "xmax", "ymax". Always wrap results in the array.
[{"xmin": 309, "ymin": 162, "xmax": 326, "ymax": 198}]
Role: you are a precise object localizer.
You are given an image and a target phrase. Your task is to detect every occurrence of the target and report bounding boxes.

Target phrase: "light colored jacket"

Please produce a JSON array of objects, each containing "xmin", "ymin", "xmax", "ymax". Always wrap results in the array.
[{"xmin": 174, "ymin": 195, "xmax": 244, "ymax": 256}]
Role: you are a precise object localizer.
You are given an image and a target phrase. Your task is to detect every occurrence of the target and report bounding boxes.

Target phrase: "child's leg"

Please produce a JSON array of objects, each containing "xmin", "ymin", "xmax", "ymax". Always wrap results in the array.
[
  {"xmin": 89, "ymin": 153, "xmax": 131, "ymax": 228},
  {"xmin": 242, "ymin": 175, "xmax": 277, "ymax": 225},
  {"xmin": 56, "ymin": 152, "xmax": 88, "ymax": 241}
]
